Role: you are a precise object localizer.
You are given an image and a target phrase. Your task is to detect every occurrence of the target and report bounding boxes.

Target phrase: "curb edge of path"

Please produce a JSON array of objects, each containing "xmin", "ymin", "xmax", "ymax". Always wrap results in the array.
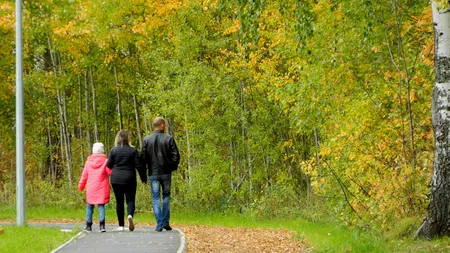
[
  {"xmin": 174, "ymin": 228, "xmax": 186, "ymax": 253},
  {"xmin": 50, "ymin": 231, "xmax": 85, "ymax": 253}
]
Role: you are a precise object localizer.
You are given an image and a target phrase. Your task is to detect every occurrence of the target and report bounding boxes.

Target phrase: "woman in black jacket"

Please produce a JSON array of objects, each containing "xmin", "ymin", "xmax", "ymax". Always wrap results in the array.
[{"xmin": 106, "ymin": 130, "xmax": 146, "ymax": 231}]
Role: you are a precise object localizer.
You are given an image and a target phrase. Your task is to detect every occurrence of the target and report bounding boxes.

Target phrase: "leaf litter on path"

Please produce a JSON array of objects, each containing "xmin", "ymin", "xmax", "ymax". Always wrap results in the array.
[{"xmin": 177, "ymin": 224, "xmax": 309, "ymax": 253}]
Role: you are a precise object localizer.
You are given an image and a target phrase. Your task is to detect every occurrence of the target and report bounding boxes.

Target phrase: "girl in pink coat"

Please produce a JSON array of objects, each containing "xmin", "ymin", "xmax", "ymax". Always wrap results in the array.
[{"xmin": 78, "ymin": 142, "xmax": 112, "ymax": 232}]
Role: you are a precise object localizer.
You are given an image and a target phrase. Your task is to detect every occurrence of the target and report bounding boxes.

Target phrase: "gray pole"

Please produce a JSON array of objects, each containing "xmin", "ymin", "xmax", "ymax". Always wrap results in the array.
[{"xmin": 16, "ymin": 0, "xmax": 25, "ymax": 226}]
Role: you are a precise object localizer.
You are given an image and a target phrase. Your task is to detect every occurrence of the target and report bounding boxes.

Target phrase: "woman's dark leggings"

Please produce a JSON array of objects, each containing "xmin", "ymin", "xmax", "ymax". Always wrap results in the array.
[{"xmin": 111, "ymin": 183, "xmax": 136, "ymax": 227}]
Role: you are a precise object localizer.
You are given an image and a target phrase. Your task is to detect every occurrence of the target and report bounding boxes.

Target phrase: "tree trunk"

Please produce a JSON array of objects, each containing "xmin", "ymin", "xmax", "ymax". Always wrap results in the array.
[
  {"xmin": 133, "ymin": 94, "xmax": 143, "ymax": 150},
  {"xmin": 63, "ymin": 90, "xmax": 73, "ymax": 184},
  {"xmin": 144, "ymin": 116, "xmax": 150, "ymax": 134},
  {"xmin": 58, "ymin": 51, "xmax": 73, "ymax": 184},
  {"xmin": 59, "ymin": 120, "xmax": 65, "ymax": 177},
  {"xmin": 390, "ymin": 0, "xmax": 417, "ymax": 168},
  {"xmin": 104, "ymin": 114, "xmax": 110, "ymax": 152},
  {"xmin": 57, "ymin": 89, "xmax": 73, "ymax": 184},
  {"xmin": 263, "ymin": 152, "xmax": 270, "ymax": 187},
  {"xmin": 415, "ymin": 2, "xmax": 450, "ymax": 239},
  {"xmin": 314, "ymin": 128, "xmax": 321, "ymax": 170},
  {"xmin": 90, "ymin": 67, "xmax": 99, "ymax": 142},
  {"xmin": 78, "ymin": 76, "xmax": 85, "ymax": 165},
  {"xmin": 184, "ymin": 113, "xmax": 192, "ymax": 186},
  {"xmin": 385, "ymin": 29, "xmax": 409, "ymax": 165},
  {"xmin": 239, "ymin": 79, "xmax": 253, "ymax": 200},
  {"xmin": 42, "ymin": 84, "xmax": 55, "ymax": 186},
  {"xmin": 84, "ymin": 69, "xmax": 92, "ymax": 153},
  {"xmin": 248, "ymin": 142, "xmax": 253, "ymax": 199},
  {"xmin": 229, "ymin": 132, "xmax": 236, "ymax": 191},
  {"xmin": 47, "ymin": 118, "xmax": 55, "ymax": 186},
  {"xmin": 48, "ymin": 37, "xmax": 72, "ymax": 184},
  {"xmin": 114, "ymin": 65, "xmax": 123, "ymax": 130}
]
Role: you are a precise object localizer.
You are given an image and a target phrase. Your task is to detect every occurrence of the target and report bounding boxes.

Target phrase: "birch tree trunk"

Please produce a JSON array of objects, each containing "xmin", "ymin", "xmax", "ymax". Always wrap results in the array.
[
  {"xmin": 114, "ymin": 65, "xmax": 123, "ymax": 130},
  {"xmin": 47, "ymin": 117, "xmax": 55, "ymax": 186},
  {"xmin": 415, "ymin": 1, "xmax": 450, "ymax": 238},
  {"xmin": 90, "ymin": 67, "xmax": 99, "ymax": 141},
  {"xmin": 57, "ymin": 89, "xmax": 73, "ymax": 184},
  {"xmin": 42, "ymin": 84, "xmax": 55, "ymax": 186},
  {"xmin": 78, "ymin": 76, "xmax": 85, "ymax": 165},
  {"xmin": 84, "ymin": 69, "xmax": 92, "ymax": 153},
  {"xmin": 58, "ymin": 53, "xmax": 73, "ymax": 184},
  {"xmin": 48, "ymin": 37, "xmax": 73, "ymax": 184},
  {"xmin": 133, "ymin": 94, "xmax": 143, "ymax": 149},
  {"xmin": 59, "ymin": 120, "xmax": 65, "ymax": 174}
]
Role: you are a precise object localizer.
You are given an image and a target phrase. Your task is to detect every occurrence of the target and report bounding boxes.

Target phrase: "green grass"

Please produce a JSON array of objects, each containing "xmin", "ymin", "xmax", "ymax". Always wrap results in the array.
[
  {"xmin": 1, "ymin": 206, "xmax": 449, "ymax": 252},
  {"xmin": 0, "ymin": 225, "xmax": 79, "ymax": 253}
]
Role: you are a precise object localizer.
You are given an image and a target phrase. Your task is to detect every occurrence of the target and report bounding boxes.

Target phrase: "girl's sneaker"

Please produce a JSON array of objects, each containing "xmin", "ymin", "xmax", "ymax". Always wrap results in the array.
[{"xmin": 116, "ymin": 226, "xmax": 124, "ymax": 231}]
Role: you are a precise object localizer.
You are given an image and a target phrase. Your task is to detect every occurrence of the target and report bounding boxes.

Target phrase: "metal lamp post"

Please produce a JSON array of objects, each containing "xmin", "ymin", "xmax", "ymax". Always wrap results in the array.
[{"xmin": 16, "ymin": 0, "xmax": 25, "ymax": 226}]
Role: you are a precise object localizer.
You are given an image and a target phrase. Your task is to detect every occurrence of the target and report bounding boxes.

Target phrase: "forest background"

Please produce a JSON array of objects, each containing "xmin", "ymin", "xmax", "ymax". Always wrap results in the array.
[{"xmin": 0, "ymin": 0, "xmax": 434, "ymax": 233}]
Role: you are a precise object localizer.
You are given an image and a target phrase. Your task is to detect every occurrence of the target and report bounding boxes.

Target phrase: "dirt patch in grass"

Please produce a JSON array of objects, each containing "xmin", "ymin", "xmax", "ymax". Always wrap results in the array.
[{"xmin": 176, "ymin": 224, "xmax": 309, "ymax": 253}]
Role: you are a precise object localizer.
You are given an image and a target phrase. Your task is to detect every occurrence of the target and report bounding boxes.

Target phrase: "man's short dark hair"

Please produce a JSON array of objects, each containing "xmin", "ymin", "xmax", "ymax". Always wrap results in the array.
[{"xmin": 153, "ymin": 117, "xmax": 166, "ymax": 127}]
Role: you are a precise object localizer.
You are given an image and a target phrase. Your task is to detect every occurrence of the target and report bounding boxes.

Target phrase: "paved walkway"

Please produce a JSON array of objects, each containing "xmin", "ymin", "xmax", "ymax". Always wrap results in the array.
[{"xmin": 2, "ymin": 223, "xmax": 185, "ymax": 253}]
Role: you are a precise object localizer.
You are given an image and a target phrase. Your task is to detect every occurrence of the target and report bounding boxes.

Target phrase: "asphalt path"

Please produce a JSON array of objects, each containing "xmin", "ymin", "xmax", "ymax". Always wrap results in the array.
[{"xmin": 1, "ymin": 223, "xmax": 185, "ymax": 253}]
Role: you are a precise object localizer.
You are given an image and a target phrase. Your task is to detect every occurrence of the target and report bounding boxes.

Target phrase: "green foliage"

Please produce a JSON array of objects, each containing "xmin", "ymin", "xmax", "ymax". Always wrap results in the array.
[
  {"xmin": 252, "ymin": 185, "xmax": 296, "ymax": 218},
  {"xmin": 385, "ymin": 216, "xmax": 422, "ymax": 239},
  {"xmin": 26, "ymin": 181, "xmax": 85, "ymax": 208}
]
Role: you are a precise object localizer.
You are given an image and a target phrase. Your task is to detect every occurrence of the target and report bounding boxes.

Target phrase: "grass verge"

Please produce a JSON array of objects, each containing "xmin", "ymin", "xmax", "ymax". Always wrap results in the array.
[{"xmin": 0, "ymin": 225, "xmax": 79, "ymax": 253}]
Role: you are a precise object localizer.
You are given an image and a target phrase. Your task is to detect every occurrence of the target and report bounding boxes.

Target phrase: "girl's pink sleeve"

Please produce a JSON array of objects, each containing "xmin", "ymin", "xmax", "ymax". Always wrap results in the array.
[{"xmin": 78, "ymin": 166, "xmax": 89, "ymax": 191}]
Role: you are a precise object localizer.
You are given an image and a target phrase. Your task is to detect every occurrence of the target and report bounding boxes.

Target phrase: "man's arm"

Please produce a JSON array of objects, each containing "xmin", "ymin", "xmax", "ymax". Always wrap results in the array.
[
  {"xmin": 169, "ymin": 137, "xmax": 180, "ymax": 171},
  {"xmin": 135, "ymin": 149, "xmax": 147, "ymax": 183},
  {"xmin": 141, "ymin": 138, "xmax": 151, "ymax": 176}
]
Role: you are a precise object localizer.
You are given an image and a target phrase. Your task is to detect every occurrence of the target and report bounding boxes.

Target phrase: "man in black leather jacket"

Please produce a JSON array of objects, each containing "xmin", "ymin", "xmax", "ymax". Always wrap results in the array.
[{"xmin": 141, "ymin": 117, "xmax": 180, "ymax": 232}]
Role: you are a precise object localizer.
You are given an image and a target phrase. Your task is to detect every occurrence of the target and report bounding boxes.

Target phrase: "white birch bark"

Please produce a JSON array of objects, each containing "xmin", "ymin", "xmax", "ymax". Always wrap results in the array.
[
  {"xmin": 133, "ymin": 94, "xmax": 143, "ymax": 150},
  {"xmin": 416, "ymin": 1, "xmax": 450, "ymax": 238},
  {"xmin": 78, "ymin": 76, "xmax": 85, "ymax": 166},
  {"xmin": 48, "ymin": 37, "xmax": 72, "ymax": 184},
  {"xmin": 114, "ymin": 65, "xmax": 123, "ymax": 130},
  {"xmin": 90, "ymin": 67, "xmax": 99, "ymax": 142}
]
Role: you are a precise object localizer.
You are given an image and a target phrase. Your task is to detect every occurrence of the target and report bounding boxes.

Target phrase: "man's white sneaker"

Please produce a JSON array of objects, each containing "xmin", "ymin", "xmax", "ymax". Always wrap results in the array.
[
  {"xmin": 116, "ymin": 226, "xmax": 124, "ymax": 231},
  {"xmin": 128, "ymin": 215, "xmax": 135, "ymax": 232}
]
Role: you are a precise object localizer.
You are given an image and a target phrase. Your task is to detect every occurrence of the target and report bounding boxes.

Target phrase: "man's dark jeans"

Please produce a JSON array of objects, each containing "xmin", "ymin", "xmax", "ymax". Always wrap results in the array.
[{"xmin": 149, "ymin": 174, "xmax": 171, "ymax": 230}]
